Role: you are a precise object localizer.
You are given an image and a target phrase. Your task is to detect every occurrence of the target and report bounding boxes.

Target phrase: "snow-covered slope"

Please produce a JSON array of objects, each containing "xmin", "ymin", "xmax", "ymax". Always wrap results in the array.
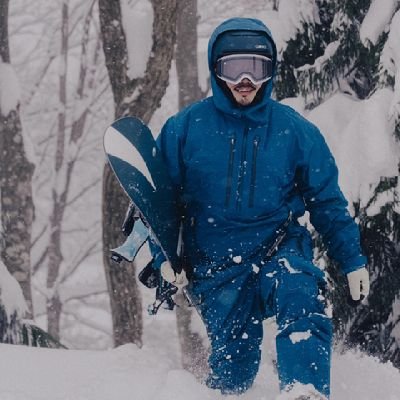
[{"xmin": 1, "ymin": 339, "xmax": 399, "ymax": 400}]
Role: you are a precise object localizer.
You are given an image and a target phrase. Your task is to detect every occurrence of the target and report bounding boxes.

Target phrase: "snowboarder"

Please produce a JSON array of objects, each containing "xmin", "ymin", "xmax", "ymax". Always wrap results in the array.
[{"xmin": 146, "ymin": 17, "xmax": 369, "ymax": 399}]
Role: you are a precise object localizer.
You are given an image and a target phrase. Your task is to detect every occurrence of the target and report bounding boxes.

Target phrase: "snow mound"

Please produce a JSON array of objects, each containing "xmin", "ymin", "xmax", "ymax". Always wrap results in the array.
[
  {"xmin": 307, "ymin": 91, "xmax": 400, "ymax": 206},
  {"xmin": 0, "ymin": 260, "xmax": 28, "ymax": 319},
  {"xmin": 0, "ymin": 341, "xmax": 399, "ymax": 400}
]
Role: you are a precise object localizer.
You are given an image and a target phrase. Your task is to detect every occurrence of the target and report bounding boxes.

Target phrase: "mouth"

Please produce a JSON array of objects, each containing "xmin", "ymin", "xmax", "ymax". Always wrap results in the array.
[{"xmin": 234, "ymin": 83, "xmax": 256, "ymax": 94}]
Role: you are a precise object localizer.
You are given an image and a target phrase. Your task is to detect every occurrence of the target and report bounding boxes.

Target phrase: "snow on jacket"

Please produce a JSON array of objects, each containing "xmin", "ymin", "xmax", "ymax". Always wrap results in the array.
[{"xmin": 157, "ymin": 17, "xmax": 366, "ymax": 275}]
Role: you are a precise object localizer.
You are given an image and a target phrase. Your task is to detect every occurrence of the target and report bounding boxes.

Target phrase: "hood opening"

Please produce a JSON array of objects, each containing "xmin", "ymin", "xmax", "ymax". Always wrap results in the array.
[{"xmin": 207, "ymin": 18, "xmax": 277, "ymax": 123}]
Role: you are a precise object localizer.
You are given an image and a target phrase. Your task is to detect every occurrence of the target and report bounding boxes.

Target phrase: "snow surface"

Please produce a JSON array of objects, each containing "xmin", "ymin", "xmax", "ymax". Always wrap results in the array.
[
  {"xmin": 360, "ymin": 0, "xmax": 398, "ymax": 46},
  {"xmin": 278, "ymin": 0, "xmax": 320, "ymax": 44},
  {"xmin": 0, "ymin": 260, "xmax": 28, "ymax": 319},
  {"xmin": 121, "ymin": 0, "xmax": 153, "ymax": 80},
  {"xmin": 309, "ymin": 90, "xmax": 400, "ymax": 208},
  {"xmin": 1, "ymin": 338, "xmax": 400, "ymax": 400},
  {"xmin": 283, "ymin": 90, "xmax": 400, "ymax": 209},
  {"xmin": 383, "ymin": 10, "xmax": 400, "ymax": 124}
]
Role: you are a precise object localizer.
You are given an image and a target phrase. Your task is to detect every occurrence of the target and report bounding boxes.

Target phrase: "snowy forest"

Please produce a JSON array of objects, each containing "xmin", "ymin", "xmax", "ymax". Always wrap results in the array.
[{"xmin": 0, "ymin": 0, "xmax": 399, "ymax": 399}]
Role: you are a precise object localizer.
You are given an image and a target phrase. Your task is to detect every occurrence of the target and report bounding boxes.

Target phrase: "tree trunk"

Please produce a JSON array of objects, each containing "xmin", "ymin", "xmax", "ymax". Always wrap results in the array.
[
  {"xmin": 175, "ymin": 293, "xmax": 209, "ymax": 379},
  {"xmin": 174, "ymin": 0, "xmax": 209, "ymax": 378},
  {"xmin": 46, "ymin": 0, "xmax": 69, "ymax": 340},
  {"xmin": 176, "ymin": 0, "xmax": 203, "ymax": 109},
  {"xmin": 0, "ymin": 0, "xmax": 35, "ymax": 317},
  {"xmin": 99, "ymin": 0, "xmax": 177, "ymax": 347},
  {"xmin": 0, "ymin": 0, "xmax": 9, "ymax": 62}
]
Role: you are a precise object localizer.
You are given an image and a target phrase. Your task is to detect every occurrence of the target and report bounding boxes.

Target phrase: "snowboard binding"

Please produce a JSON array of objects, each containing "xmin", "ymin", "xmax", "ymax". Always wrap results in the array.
[{"xmin": 111, "ymin": 203, "xmax": 179, "ymax": 315}]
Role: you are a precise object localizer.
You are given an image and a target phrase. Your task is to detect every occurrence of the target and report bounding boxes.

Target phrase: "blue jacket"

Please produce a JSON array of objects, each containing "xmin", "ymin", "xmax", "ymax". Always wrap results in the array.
[{"xmin": 157, "ymin": 18, "xmax": 366, "ymax": 275}]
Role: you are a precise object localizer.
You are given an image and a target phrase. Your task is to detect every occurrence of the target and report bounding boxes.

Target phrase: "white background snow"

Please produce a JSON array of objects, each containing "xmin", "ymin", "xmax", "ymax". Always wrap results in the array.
[{"xmin": 0, "ymin": 0, "xmax": 399, "ymax": 399}]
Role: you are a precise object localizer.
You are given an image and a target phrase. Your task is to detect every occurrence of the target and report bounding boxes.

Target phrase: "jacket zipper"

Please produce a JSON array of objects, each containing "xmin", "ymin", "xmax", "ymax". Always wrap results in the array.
[
  {"xmin": 249, "ymin": 135, "xmax": 260, "ymax": 208},
  {"xmin": 236, "ymin": 126, "xmax": 249, "ymax": 211},
  {"xmin": 225, "ymin": 135, "xmax": 236, "ymax": 208}
]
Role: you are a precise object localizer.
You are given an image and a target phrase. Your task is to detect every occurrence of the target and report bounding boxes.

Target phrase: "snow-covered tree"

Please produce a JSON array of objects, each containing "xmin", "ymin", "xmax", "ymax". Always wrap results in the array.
[
  {"xmin": 0, "ymin": 260, "xmax": 27, "ymax": 343},
  {"xmin": 275, "ymin": 0, "xmax": 384, "ymax": 105},
  {"xmin": 0, "ymin": 0, "xmax": 35, "ymax": 317},
  {"xmin": 342, "ymin": 1, "xmax": 400, "ymax": 365},
  {"xmin": 0, "ymin": 257, "xmax": 66, "ymax": 348},
  {"xmin": 275, "ymin": 0, "xmax": 400, "ymax": 367}
]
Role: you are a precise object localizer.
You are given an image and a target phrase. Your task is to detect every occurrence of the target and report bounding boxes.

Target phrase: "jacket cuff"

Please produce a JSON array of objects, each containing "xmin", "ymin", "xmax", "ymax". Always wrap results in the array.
[{"xmin": 340, "ymin": 255, "xmax": 368, "ymax": 275}]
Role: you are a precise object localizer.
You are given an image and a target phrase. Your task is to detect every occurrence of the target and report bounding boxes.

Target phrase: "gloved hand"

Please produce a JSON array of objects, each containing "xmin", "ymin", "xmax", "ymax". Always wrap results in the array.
[
  {"xmin": 346, "ymin": 267, "xmax": 370, "ymax": 301},
  {"xmin": 160, "ymin": 261, "xmax": 188, "ymax": 288}
]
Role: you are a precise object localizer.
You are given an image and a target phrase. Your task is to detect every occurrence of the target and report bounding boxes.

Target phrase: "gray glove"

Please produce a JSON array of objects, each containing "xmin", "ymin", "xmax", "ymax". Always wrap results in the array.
[{"xmin": 160, "ymin": 261, "xmax": 188, "ymax": 288}]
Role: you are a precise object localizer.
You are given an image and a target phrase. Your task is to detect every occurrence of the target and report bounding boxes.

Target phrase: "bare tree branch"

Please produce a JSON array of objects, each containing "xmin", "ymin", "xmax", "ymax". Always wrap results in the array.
[
  {"xmin": 64, "ymin": 289, "xmax": 108, "ymax": 303},
  {"xmin": 65, "ymin": 177, "xmax": 101, "ymax": 207},
  {"xmin": 62, "ymin": 310, "xmax": 111, "ymax": 336},
  {"xmin": 32, "ymin": 247, "xmax": 48, "ymax": 275},
  {"xmin": 59, "ymin": 240, "xmax": 100, "ymax": 286},
  {"xmin": 24, "ymin": 55, "xmax": 56, "ymax": 106},
  {"xmin": 31, "ymin": 224, "xmax": 48, "ymax": 249}
]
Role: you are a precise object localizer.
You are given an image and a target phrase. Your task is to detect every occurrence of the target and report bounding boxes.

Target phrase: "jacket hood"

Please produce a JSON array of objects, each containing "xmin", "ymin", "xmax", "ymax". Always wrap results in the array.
[{"xmin": 207, "ymin": 17, "xmax": 277, "ymax": 124}]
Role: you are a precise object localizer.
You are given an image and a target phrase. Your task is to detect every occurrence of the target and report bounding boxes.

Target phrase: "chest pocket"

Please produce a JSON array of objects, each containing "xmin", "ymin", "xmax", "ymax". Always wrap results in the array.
[{"xmin": 245, "ymin": 131, "xmax": 296, "ymax": 212}]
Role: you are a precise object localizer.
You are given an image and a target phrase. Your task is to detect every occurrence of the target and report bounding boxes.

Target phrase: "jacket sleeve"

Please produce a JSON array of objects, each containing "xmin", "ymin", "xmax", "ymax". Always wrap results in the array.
[
  {"xmin": 147, "ymin": 117, "xmax": 185, "ymax": 265},
  {"xmin": 156, "ymin": 116, "xmax": 185, "ymax": 189},
  {"xmin": 297, "ymin": 128, "xmax": 367, "ymax": 275}
]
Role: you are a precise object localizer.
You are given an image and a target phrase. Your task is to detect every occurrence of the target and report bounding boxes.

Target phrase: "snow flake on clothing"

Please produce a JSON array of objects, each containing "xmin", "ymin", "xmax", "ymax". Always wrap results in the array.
[
  {"xmin": 289, "ymin": 330, "xmax": 313, "ymax": 344},
  {"xmin": 252, "ymin": 264, "xmax": 260, "ymax": 273},
  {"xmin": 232, "ymin": 256, "xmax": 242, "ymax": 264},
  {"xmin": 279, "ymin": 258, "xmax": 301, "ymax": 274}
]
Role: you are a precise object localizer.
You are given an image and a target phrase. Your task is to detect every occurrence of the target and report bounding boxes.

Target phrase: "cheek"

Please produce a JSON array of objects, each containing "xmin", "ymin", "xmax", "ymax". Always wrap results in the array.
[{"xmin": 227, "ymin": 86, "xmax": 236, "ymax": 97}]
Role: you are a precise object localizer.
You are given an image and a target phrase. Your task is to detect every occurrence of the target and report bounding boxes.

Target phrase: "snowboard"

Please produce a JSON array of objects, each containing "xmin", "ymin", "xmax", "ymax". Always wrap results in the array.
[{"xmin": 103, "ymin": 116, "xmax": 181, "ymax": 272}]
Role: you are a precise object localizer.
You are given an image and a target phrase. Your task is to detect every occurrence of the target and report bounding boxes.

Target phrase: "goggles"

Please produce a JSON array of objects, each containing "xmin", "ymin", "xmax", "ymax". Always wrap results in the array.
[{"xmin": 215, "ymin": 53, "xmax": 273, "ymax": 85}]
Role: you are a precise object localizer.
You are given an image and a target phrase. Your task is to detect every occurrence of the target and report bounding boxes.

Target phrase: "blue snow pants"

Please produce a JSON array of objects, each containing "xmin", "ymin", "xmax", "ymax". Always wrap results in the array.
[{"xmin": 190, "ymin": 230, "xmax": 332, "ymax": 397}]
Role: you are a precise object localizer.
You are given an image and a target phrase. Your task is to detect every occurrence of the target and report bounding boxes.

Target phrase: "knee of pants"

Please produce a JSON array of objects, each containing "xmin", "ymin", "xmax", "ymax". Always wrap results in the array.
[
  {"xmin": 207, "ymin": 340, "xmax": 262, "ymax": 395},
  {"xmin": 275, "ymin": 270, "xmax": 328, "ymax": 329},
  {"xmin": 205, "ymin": 300, "xmax": 264, "ymax": 394}
]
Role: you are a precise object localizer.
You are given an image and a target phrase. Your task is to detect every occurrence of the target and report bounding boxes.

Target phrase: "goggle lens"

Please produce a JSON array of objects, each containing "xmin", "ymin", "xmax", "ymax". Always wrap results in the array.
[{"xmin": 216, "ymin": 54, "xmax": 273, "ymax": 85}]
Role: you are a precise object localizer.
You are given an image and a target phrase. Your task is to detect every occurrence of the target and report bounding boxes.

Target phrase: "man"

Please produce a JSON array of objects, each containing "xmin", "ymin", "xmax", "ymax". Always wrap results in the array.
[{"xmin": 155, "ymin": 17, "xmax": 369, "ymax": 399}]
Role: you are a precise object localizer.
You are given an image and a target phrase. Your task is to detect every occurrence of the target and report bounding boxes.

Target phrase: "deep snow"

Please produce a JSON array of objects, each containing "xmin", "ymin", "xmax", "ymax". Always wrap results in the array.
[{"xmin": 1, "ymin": 323, "xmax": 400, "ymax": 400}]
